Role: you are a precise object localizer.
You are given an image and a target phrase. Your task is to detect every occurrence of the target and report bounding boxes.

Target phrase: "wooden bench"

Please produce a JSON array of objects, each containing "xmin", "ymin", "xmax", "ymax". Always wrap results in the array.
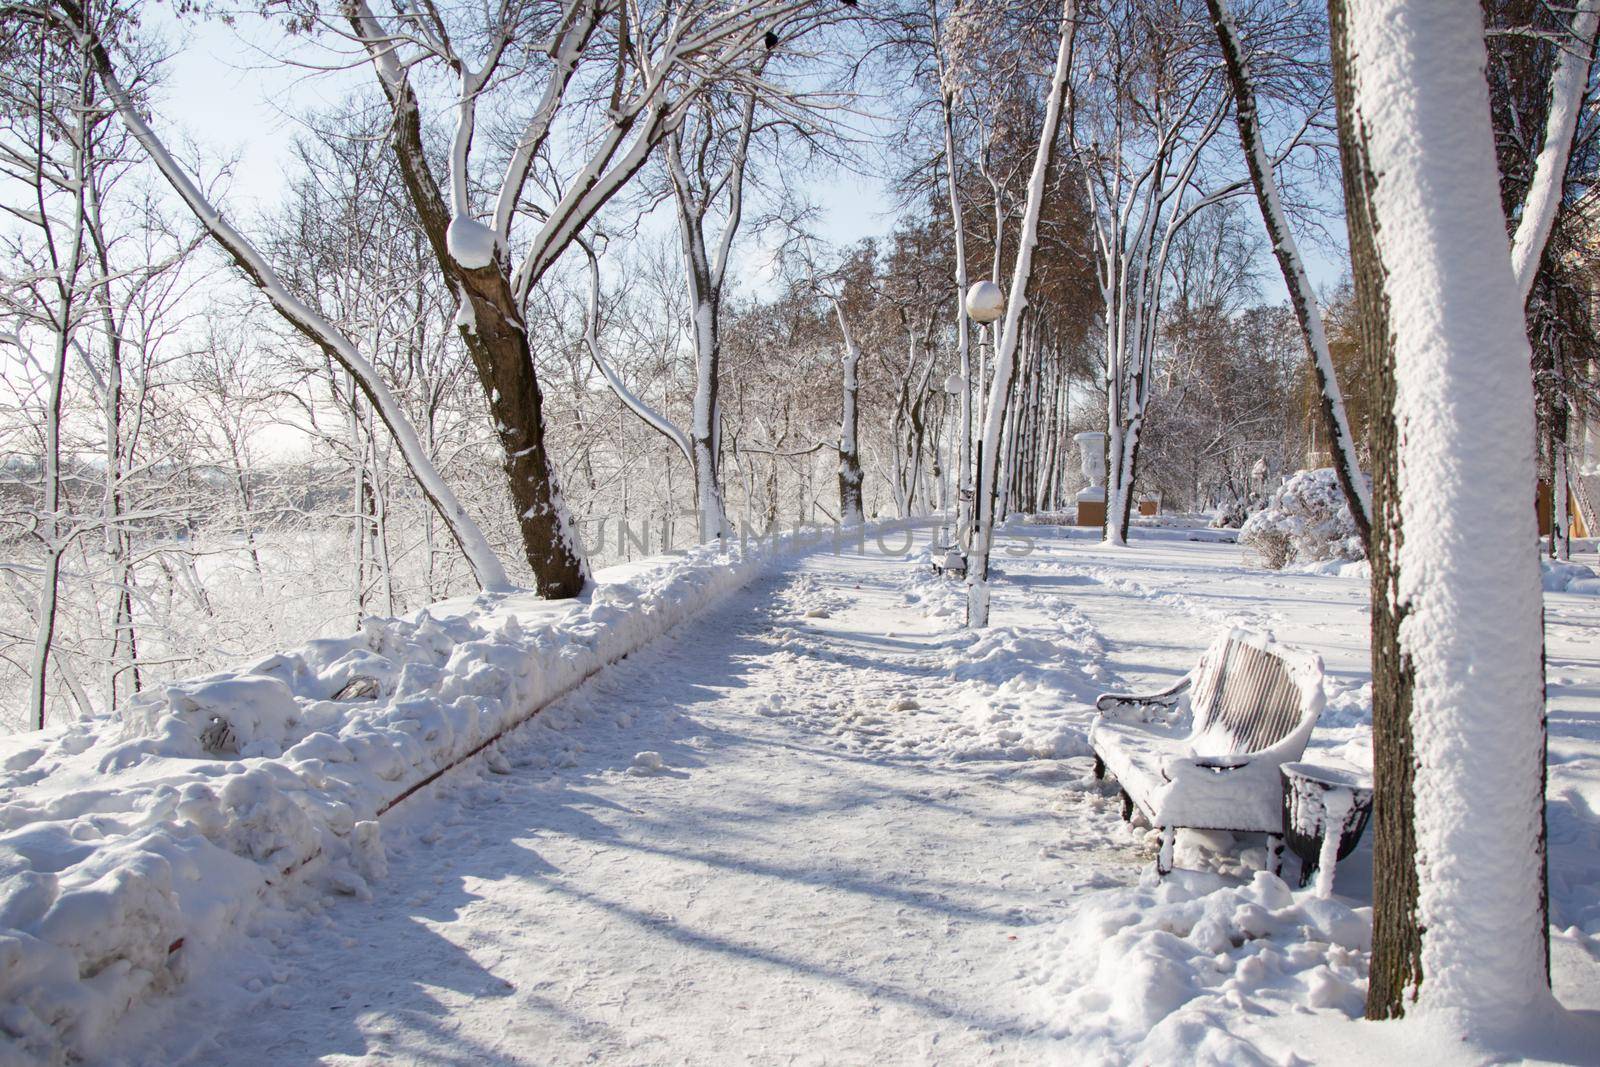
[{"xmin": 1090, "ymin": 629, "xmax": 1325, "ymax": 876}]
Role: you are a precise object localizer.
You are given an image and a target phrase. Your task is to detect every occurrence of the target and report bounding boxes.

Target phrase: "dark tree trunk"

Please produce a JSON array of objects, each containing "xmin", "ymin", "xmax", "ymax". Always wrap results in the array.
[
  {"xmin": 839, "ymin": 416, "xmax": 863, "ymax": 525},
  {"xmin": 363, "ymin": 24, "xmax": 586, "ymax": 598},
  {"xmin": 454, "ymin": 263, "xmax": 587, "ymax": 597},
  {"xmin": 1328, "ymin": 0, "xmax": 1423, "ymax": 1019},
  {"xmin": 1207, "ymin": 0, "xmax": 1372, "ymax": 550}
]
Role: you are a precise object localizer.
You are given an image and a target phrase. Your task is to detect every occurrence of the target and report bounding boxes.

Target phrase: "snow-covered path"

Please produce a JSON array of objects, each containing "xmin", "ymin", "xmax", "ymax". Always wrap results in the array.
[
  {"xmin": 97, "ymin": 523, "xmax": 1600, "ymax": 1065},
  {"xmin": 107, "ymin": 538, "xmax": 1134, "ymax": 1065}
]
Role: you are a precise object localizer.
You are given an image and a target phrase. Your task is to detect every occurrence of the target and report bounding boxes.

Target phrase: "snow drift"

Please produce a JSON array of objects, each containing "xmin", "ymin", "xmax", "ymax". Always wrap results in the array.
[
  {"xmin": 1541, "ymin": 559, "xmax": 1600, "ymax": 595},
  {"xmin": 0, "ymin": 533, "xmax": 828, "ymax": 1062},
  {"xmin": 1032, "ymin": 868, "xmax": 1372, "ymax": 1064}
]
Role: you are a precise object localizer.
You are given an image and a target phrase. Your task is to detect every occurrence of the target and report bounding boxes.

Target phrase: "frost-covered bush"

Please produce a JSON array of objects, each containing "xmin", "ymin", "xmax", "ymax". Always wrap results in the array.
[
  {"xmin": 1209, "ymin": 498, "xmax": 1251, "ymax": 529},
  {"xmin": 1240, "ymin": 468, "xmax": 1363, "ymax": 570}
]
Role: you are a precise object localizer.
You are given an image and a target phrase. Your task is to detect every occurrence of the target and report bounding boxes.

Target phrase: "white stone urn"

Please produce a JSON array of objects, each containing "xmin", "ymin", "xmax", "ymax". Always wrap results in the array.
[{"xmin": 1075, "ymin": 431, "xmax": 1107, "ymax": 501}]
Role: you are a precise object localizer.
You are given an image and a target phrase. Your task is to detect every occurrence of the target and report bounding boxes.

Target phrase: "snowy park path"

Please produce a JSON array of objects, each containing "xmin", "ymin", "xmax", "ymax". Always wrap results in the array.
[
  {"xmin": 101, "ymin": 524, "xmax": 1600, "ymax": 1064},
  {"xmin": 109, "ymin": 536, "xmax": 1136, "ymax": 1065}
]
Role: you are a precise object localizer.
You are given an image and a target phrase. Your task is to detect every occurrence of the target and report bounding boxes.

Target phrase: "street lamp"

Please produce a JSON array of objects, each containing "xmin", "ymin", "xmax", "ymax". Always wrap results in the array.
[
  {"xmin": 962, "ymin": 280, "xmax": 1005, "ymax": 548},
  {"xmin": 965, "ymin": 280, "xmax": 1005, "ymax": 324}
]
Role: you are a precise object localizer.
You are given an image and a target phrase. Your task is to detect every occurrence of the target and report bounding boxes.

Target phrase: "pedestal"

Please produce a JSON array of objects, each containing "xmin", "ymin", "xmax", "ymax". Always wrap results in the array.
[{"xmin": 1076, "ymin": 487, "xmax": 1106, "ymax": 528}]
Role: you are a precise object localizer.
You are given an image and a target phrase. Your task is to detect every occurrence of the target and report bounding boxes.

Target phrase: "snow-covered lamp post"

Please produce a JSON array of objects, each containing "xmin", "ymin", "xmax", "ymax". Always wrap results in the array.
[
  {"xmin": 964, "ymin": 281, "xmax": 1005, "ymax": 543},
  {"xmin": 965, "ymin": 279, "xmax": 1005, "ymax": 323},
  {"xmin": 960, "ymin": 281, "xmax": 1005, "ymax": 540},
  {"xmin": 964, "ymin": 280, "xmax": 1005, "ymax": 625}
]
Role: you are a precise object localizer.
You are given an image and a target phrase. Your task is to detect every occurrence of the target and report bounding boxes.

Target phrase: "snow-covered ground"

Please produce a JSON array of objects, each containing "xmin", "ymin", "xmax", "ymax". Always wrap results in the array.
[{"xmin": 26, "ymin": 522, "xmax": 1600, "ymax": 1064}]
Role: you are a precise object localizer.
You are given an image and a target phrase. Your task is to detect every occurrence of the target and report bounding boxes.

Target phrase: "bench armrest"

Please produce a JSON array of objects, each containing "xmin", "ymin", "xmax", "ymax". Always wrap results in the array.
[
  {"xmin": 1161, "ymin": 754, "xmax": 1251, "ymax": 782},
  {"xmin": 1095, "ymin": 675, "xmax": 1192, "ymax": 719}
]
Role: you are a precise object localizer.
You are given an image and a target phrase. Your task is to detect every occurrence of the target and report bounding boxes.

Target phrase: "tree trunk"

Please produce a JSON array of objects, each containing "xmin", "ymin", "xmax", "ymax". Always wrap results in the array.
[
  {"xmin": 967, "ymin": 1, "xmax": 1077, "ymax": 626},
  {"xmin": 839, "ymin": 336, "xmax": 864, "ymax": 525},
  {"xmin": 449, "ymin": 260, "xmax": 588, "ymax": 595},
  {"xmin": 1328, "ymin": 2, "xmax": 1422, "ymax": 1016},
  {"xmin": 1332, "ymin": 0, "xmax": 1550, "ymax": 1029},
  {"xmin": 1208, "ymin": 0, "xmax": 1372, "ymax": 548}
]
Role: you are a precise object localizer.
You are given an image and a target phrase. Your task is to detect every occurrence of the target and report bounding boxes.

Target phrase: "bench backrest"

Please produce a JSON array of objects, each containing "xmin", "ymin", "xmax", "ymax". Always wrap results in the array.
[{"xmin": 1188, "ymin": 634, "xmax": 1313, "ymax": 758}]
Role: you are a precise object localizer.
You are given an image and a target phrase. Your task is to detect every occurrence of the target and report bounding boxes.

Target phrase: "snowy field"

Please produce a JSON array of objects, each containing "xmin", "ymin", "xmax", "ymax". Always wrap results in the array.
[{"xmin": 22, "ymin": 523, "xmax": 1600, "ymax": 1064}]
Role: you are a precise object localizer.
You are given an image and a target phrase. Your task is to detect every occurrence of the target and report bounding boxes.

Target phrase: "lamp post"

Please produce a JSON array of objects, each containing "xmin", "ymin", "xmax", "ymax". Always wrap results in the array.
[
  {"xmin": 963, "ymin": 280, "xmax": 1005, "ymax": 623},
  {"xmin": 963, "ymin": 281, "xmax": 1004, "ymax": 538}
]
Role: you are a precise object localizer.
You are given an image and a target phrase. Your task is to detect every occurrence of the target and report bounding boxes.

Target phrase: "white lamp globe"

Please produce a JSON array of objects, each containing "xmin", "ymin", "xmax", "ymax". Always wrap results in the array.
[
  {"xmin": 965, "ymin": 280, "xmax": 1005, "ymax": 323},
  {"xmin": 943, "ymin": 372, "xmax": 963, "ymax": 395}
]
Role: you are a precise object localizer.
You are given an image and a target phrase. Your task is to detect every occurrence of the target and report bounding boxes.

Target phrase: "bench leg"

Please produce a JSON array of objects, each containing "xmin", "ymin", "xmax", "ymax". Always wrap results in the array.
[
  {"xmin": 1156, "ymin": 826, "xmax": 1175, "ymax": 876},
  {"xmin": 1120, "ymin": 790, "xmax": 1133, "ymax": 822},
  {"xmin": 1266, "ymin": 833, "xmax": 1284, "ymax": 879},
  {"xmin": 1093, "ymin": 755, "xmax": 1105, "ymax": 780}
]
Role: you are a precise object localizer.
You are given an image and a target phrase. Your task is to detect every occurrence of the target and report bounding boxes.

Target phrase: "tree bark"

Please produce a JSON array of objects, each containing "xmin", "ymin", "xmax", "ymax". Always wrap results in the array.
[
  {"xmin": 1327, "ymin": 0, "xmax": 1422, "ymax": 1019},
  {"xmin": 838, "ymin": 329, "xmax": 865, "ymax": 524},
  {"xmin": 366, "ymin": 45, "xmax": 586, "ymax": 596},
  {"xmin": 1208, "ymin": 0, "xmax": 1372, "ymax": 548},
  {"xmin": 1333, "ymin": 0, "xmax": 1550, "ymax": 1027}
]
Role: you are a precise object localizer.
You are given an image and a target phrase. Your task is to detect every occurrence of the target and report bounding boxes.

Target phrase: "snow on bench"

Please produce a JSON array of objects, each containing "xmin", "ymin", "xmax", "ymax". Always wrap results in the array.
[{"xmin": 1089, "ymin": 628, "xmax": 1325, "ymax": 876}]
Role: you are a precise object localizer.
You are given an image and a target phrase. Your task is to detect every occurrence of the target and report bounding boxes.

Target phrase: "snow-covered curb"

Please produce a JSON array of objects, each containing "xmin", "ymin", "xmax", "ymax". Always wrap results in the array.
[
  {"xmin": 1542, "ymin": 559, "xmax": 1600, "ymax": 595},
  {"xmin": 0, "ymin": 525, "xmax": 900, "ymax": 1062}
]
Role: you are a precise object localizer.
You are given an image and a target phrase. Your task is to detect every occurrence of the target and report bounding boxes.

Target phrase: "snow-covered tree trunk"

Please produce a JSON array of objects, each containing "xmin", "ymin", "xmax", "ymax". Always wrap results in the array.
[
  {"xmin": 18, "ymin": 42, "xmax": 94, "ymax": 731},
  {"xmin": 665, "ymin": 92, "xmax": 760, "ymax": 544},
  {"xmin": 83, "ymin": 164, "xmax": 149, "ymax": 711},
  {"xmin": 1331, "ymin": 0, "xmax": 1550, "ymax": 1032},
  {"xmin": 29, "ymin": 300, "xmax": 73, "ymax": 733},
  {"xmin": 935, "ymin": 24, "xmax": 975, "ymax": 540},
  {"xmin": 350, "ymin": 6, "xmax": 587, "ymax": 595},
  {"xmin": 1553, "ymin": 428, "xmax": 1571, "ymax": 561},
  {"xmin": 1207, "ymin": 0, "xmax": 1372, "ymax": 549},
  {"xmin": 1508, "ymin": 0, "xmax": 1600, "ymax": 303},
  {"xmin": 833, "ymin": 300, "xmax": 865, "ymax": 525},
  {"xmin": 682, "ymin": 255, "xmax": 732, "ymax": 542},
  {"xmin": 966, "ymin": 0, "xmax": 1076, "ymax": 627}
]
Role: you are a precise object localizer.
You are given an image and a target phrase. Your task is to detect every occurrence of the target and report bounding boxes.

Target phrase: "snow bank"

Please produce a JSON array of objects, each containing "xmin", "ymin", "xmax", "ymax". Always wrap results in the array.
[
  {"xmin": 0, "ymin": 532, "xmax": 825, "ymax": 1062},
  {"xmin": 1240, "ymin": 469, "xmax": 1363, "ymax": 570},
  {"xmin": 1542, "ymin": 559, "xmax": 1600, "ymax": 595},
  {"xmin": 1031, "ymin": 870, "xmax": 1371, "ymax": 1064}
]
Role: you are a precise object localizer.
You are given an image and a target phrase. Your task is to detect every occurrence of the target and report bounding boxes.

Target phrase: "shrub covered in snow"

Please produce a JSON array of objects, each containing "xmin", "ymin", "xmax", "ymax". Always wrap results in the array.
[
  {"xmin": 1240, "ymin": 469, "xmax": 1363, "ymax": 569},
  {"xmin": 1208, "ymin": 497, "xmax": 1253, "ymax": 530}
]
